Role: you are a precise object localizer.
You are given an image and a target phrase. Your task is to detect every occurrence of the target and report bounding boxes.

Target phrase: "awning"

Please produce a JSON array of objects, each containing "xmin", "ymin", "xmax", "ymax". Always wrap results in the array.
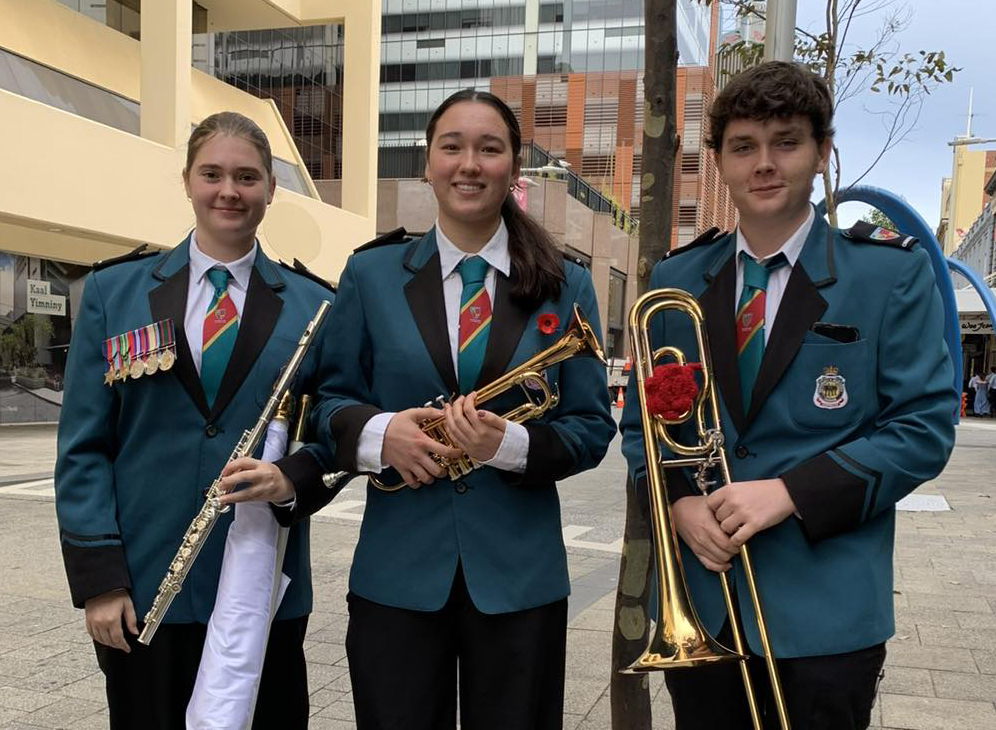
[{"xmin": 955, "ymin": 288, "xmax": 996, "ymax": 334}]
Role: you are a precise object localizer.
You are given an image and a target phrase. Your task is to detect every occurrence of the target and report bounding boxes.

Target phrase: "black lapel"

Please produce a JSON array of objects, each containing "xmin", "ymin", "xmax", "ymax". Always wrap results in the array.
[
  {"xmin": 209, "ymin": 267, "xmax": 282, "ymax": 420},
  {"xmin": 404, "ymin": 250, "xmax": 459, "ymax": 396},
  {"xmin": 473, "ymin": 269, "xmax": 532, "ymax": 391},
  {"xmin": 743, "ymin": 262, "xmax": 828, "ymax": 429},
  {"xmin": 698, "ymin": 253, "xmax": 744, "ymax": 433},
  {"xmin": 148, "ymin": 264, "xmax": 210, "ymax": 419}
]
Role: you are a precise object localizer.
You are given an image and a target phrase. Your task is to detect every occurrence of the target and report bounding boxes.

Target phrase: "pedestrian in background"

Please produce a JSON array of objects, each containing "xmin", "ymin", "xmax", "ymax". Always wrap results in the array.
[{"xmin": 969, "ymin": 371, "xmax": 990, "ymax": 416}]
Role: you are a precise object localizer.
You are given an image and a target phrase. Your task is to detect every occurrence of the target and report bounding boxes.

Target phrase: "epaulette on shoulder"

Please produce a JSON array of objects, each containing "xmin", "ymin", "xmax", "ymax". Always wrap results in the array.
[
  {"xmin": 92, "ymin": 243, "xmax": 158, "ymax": 271},
  {"xmin": 279, "ymin": 258, "xmax": 336, "ymax": 293},
  {"xmin": 662, "ymin": 227, "xmax": 725, "ymax": 260},
  {"xmin": 842, "ymin": 221, "xmax": 917, "ymax": 251},
  {"xmin": 563, "ymin": 251, "xmax": 589, "ymax": 269},
  {"xmin": 354, "ymin": 227, "xmax": 409, "ymax": 254}
]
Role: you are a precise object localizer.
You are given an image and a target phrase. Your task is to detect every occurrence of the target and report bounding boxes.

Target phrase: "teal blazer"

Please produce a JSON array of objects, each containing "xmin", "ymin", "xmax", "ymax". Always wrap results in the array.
[
  {"xmin": 620, "ymin": 215, "xmax": 956, "ymax": 658},
  {"xmin": 55, "ymin": 237, "xmax": 337, "ymax": 623},
  {"xmin": 314, "ymin": 228, "xmax": 615, "ymax": 614}
]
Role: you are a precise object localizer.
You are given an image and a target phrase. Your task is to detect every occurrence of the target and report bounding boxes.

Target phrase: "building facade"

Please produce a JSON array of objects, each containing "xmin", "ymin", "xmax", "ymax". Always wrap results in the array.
[
  {"xmin": 201, "ymin": 0, "xmax": 739, "ymax": 359},
  {"xmin": 0, "ymin": 0, "xmax": 380, "ymax": 424},
  {"xmin": 938, "ymin": 147, "xmax": 996, "ymax": 255}
]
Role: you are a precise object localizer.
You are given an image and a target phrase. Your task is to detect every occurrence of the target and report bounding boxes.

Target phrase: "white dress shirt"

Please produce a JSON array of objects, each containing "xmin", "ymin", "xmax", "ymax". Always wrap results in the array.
[
  {"xmin": 184, "ymin": 231, "xmax": 256, "ymax": 375},
  {"xmin": 356, "ymin": 219, "xmax": 530, "ymax": 474},
  {"xmin": 734, "ymin": 206, "xmax": 814, "ymax": 344}
]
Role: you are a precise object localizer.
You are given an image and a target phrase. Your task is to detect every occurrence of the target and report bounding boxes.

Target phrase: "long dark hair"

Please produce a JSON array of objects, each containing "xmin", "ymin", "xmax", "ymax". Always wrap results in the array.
[{"xmin": 425, "ymin": 89, "xmax": 564, "ymax": 308}]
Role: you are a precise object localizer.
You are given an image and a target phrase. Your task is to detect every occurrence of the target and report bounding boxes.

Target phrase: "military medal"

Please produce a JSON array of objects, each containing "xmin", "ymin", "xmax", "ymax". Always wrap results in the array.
[
  {"xmin": 102, "ymin": 320, "xmax": 176, "ymax": 384},
  {"xmin": 144, "ymin": 352, "xmax": 159, "ymax": 375},
  {"xmin": 813, "ymin": 365, "xmax": 848, "ymax": 409},
  {"xmin": 158, "ymin": 319, "xmax": 177, "ymax": 370}
]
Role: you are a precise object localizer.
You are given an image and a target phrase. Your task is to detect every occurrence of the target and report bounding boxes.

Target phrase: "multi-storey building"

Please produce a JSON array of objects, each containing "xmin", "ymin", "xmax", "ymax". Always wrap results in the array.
[
  {"xmin": 938, "ymin": 147, "xmax": 996, "ymax": 255},
  {"xmin": 0, "ymin": 0, "xmax": 379, "ymax": 423},
  {"xmin": 202, "ymin": 1, "xmax": 739, "ymax": 357}
]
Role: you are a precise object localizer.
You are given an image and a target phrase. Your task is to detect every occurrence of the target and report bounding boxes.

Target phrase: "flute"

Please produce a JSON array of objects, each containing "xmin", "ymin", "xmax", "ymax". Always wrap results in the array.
[{"xmin": 137, "ymin": 300, "xmax": 331, "ymax": 645}]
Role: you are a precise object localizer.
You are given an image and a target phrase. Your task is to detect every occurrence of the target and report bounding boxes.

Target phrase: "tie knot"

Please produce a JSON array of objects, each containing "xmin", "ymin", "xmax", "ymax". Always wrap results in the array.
[
  {"xmin": 458, "ymin": 256, "xmax": 488, "ymax": 286},
  {"xmin": 207, "ymin": 268, "xmax": 230, "ymax": 293},
  {"xmin": 740, "ymin": 252, "xmax": 786, "ymax": 291}
]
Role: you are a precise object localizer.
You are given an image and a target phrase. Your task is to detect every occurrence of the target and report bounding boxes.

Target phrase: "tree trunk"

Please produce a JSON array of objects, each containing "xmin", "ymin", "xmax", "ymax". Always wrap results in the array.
[
  {"xmin": 610, "ymin": 0, "xmax": 679, "ymax": 727},
  {"xmin": 634, "ymin": 0, "xmax": 680, "ymax": 290}
]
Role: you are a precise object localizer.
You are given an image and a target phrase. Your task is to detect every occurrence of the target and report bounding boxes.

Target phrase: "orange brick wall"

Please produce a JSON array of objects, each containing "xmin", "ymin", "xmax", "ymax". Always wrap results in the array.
[{"xmin": 489, "ymin": 65, "xmax": 737, "ymax": 247}]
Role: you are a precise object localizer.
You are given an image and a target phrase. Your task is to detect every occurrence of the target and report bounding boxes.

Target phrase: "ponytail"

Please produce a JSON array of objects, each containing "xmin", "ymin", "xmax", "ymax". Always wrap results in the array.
[{"xmin": 503, "ymin": 196, "xmax": 565, "ymax": 309}]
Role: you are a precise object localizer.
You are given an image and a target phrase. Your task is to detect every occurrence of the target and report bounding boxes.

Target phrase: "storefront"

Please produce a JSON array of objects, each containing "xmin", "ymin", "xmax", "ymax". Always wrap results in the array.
[
  {"xmin": 0, "ymin": 251, "xmax": 89, "ymax": 424},
  {"xmin": 957, "ymin": 288, "xmax": 996, "ymax": 406}
]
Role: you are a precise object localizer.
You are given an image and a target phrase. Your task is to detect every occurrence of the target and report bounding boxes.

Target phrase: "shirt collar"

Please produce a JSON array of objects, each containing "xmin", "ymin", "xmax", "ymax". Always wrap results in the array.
[
  {"xmin": 735, "ymin": 205, "xmax": 815, "ymax": 268},
  {"xmin": 435, "ymin": 217, "xmax": 511, "ymax": 280},
  {"xmin": 188, "ymin": 230, "xmax": 257, "ymax": 292}
]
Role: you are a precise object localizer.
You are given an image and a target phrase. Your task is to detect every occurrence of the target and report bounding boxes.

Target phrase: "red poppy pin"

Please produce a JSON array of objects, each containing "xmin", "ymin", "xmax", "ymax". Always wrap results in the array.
[
  {"xmin": 537, "ymin": 312, "xmax": 559, "ymax": 335},
  {"xmin": 644, "ymin": 362, "xmax": 702, "ymax": 420}
]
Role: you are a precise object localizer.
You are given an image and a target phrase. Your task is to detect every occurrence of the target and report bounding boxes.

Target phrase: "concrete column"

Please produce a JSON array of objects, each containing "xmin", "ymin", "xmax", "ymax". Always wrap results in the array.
[
  {"xmin": 340, "ymin": 4, "xmax": 380, "ymax": 219},
  {"xmin": 140, "ymin": 0, "xmax": 191, "ymax": 148},
  {"xmin": 523, "ymin": 0, "xmax": 539, "ymax": 76},
  {"xmin": 590, "ymin": 214, "xmax": 614, "ymax": 344}
]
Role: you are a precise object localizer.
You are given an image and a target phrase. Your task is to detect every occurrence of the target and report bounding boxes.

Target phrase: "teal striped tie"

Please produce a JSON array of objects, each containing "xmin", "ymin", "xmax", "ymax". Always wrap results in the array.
[
  {"xmin": 457, "ymin": 257, "xmax": 492, "ymax": 394},
  {"xmin": 736, "ymin": 253, "xmax": 787, "ymax": 411},
  {"xmin": 201, "ymin": 268, "xmax": 238, "ymax": 408}
]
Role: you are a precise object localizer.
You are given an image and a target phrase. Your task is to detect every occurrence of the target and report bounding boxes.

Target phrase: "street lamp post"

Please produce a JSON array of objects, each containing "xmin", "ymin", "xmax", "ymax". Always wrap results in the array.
[{"xmin": 763, "ymin": 0, "xmax": 797, "ymax": 63}]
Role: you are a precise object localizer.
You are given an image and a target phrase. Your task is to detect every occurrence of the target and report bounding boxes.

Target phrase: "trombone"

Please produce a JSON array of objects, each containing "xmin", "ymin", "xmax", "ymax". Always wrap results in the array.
[{"xmin": 623, "ymin": 288, "xmax": 789, "ymax": 730}]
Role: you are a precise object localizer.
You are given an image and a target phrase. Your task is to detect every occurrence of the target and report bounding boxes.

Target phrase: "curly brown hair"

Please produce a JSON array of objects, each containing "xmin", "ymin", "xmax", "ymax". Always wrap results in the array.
[{"xmin": 706, "ymin": 61, "xmax": 834, "ymax": 150}]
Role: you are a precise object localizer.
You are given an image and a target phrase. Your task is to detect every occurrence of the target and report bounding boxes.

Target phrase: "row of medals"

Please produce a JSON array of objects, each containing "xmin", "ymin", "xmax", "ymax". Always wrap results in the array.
[{"xmin": 104, "ymin": 348, "xmax": 176, "ymax": 384}]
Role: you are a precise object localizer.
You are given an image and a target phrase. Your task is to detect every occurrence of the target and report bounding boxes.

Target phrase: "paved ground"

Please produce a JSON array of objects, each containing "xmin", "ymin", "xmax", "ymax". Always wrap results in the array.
[{"xmin": 0, "ymin": 412, "xmax": 994, "ymax": 729}]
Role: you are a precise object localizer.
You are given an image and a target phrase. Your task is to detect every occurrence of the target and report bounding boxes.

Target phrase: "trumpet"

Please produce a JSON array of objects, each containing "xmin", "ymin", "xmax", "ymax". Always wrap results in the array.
[
  {"xmin": 372, "ymin": 303, "xmax": 605, "ymax": 491},
  {"xmin": 622, "ymin": 288, "xmax": 789, "ymax": 730}
]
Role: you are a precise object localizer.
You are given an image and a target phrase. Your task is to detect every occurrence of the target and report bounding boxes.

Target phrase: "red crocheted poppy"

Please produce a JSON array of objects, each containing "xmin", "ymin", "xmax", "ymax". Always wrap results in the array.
[
  {"xmin": 537, "ymin": 312, "xmax": 559, "ymax": 335},
  {"xmin": 644, "ymin": 363, "xmax": 702, "ymax": 419}
]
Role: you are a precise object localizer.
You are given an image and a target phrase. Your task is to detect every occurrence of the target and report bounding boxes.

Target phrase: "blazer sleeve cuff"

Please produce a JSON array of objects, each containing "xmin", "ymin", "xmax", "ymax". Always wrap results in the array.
[
  {"xmin": 61, "ymin": 541, "xmax": 132, "ymax": 609},
  {"xmin": 330, "ymin": 404, "xmax": 385, "ymax": 472},
  {"xmin": 272, "ymin": 450, "xmax": 333, "ymax": 525},
  {"xmin": 520, "ymin": 422, "xmax": 575, "ymax": 482},
  {"xmin": 780, "ymin": 451, "xmax": 870, "ymax": 542}
]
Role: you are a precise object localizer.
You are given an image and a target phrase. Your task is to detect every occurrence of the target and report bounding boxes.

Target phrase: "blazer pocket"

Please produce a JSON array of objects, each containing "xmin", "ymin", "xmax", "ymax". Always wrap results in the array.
[{"xmin": 788, "ymin": 338, "xmax": 869, "ymax": 431}]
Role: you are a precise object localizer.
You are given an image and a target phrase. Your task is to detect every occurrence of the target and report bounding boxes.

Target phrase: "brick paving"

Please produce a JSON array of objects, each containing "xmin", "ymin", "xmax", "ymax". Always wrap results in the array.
[{"xmin": 0, "ymin": 420, "xmax": 993, "ymax": 729}]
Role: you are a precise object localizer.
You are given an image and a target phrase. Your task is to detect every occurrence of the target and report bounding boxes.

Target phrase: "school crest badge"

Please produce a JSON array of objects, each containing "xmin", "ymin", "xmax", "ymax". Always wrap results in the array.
[
  {"xmin": 813, "ymin": 366, "xmax": 848, "ymax": 409},
  {"xmin": 868, "ymin": 226, "xmax": 900, "ymax": 241}
]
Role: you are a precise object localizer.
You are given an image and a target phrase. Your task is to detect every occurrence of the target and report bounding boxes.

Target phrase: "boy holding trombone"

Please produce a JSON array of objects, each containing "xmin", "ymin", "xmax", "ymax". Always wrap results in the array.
[{"xmin": 620, "ymin": 61, "xmax": 957, "ymax": 729}]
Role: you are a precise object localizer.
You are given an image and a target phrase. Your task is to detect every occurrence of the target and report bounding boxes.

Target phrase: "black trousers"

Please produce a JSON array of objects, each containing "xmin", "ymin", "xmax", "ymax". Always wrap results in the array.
[
  {"xmin": 345, "ymin": 567, "xmax": 568, "ymax": 730},
  {"xmin": 664, "ymin": 620, "xmax": 886, "ymax": 730},
  {"xmin": 94, "ymin": 616, "xmax": 309, "ymax": 730}
]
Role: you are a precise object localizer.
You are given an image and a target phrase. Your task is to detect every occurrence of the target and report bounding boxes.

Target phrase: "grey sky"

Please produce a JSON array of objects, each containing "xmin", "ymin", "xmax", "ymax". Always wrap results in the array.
[{"xmin": 789, "ymin": 0, "xmax": 994, "ymax": 230}]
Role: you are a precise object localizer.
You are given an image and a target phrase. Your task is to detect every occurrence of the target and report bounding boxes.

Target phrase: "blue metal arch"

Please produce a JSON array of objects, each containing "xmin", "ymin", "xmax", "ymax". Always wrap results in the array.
[{"xmin": 815, "ymin": 185, "xmax": 963, "ymax": 421}]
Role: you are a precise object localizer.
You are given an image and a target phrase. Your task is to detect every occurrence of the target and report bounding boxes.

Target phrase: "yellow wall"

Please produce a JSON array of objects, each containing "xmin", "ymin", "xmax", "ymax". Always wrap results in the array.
[
  {"xmin": 943, "ymin": 147, "xmax": 988, "ymax": 255},
  {"xmin": 0, "ymin": 0, "xmax": 380, "ymax": 283}
]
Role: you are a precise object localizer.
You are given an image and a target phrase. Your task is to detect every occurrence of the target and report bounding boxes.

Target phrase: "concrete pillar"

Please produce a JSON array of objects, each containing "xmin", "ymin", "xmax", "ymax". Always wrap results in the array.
[
  {"xmin": 523, "ymin": 0, "xmax": 539, "ymax": 76},
  {"xmin": 140, "ymin": 0, "xmax": 191, "ymax": 149},
  {"xmin": 590, "ymin": 214, "xmax": 614, "ymax": 344},
  {"xmin": 340, "ymin": 4, "xmax": 380, "ymax": 219}
]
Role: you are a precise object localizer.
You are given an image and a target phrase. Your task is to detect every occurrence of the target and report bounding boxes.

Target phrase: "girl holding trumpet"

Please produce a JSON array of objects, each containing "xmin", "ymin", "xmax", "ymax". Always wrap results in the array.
[{"xmin": 315, "ymin": 89, "xmax": 615, "ymax": 729}]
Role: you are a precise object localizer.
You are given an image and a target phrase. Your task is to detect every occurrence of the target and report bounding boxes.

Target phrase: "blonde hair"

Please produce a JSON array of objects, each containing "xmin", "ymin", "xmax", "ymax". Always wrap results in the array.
[{"xmin": 183, "ymin": 111, "xmax": 273, "ymax": 180}]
